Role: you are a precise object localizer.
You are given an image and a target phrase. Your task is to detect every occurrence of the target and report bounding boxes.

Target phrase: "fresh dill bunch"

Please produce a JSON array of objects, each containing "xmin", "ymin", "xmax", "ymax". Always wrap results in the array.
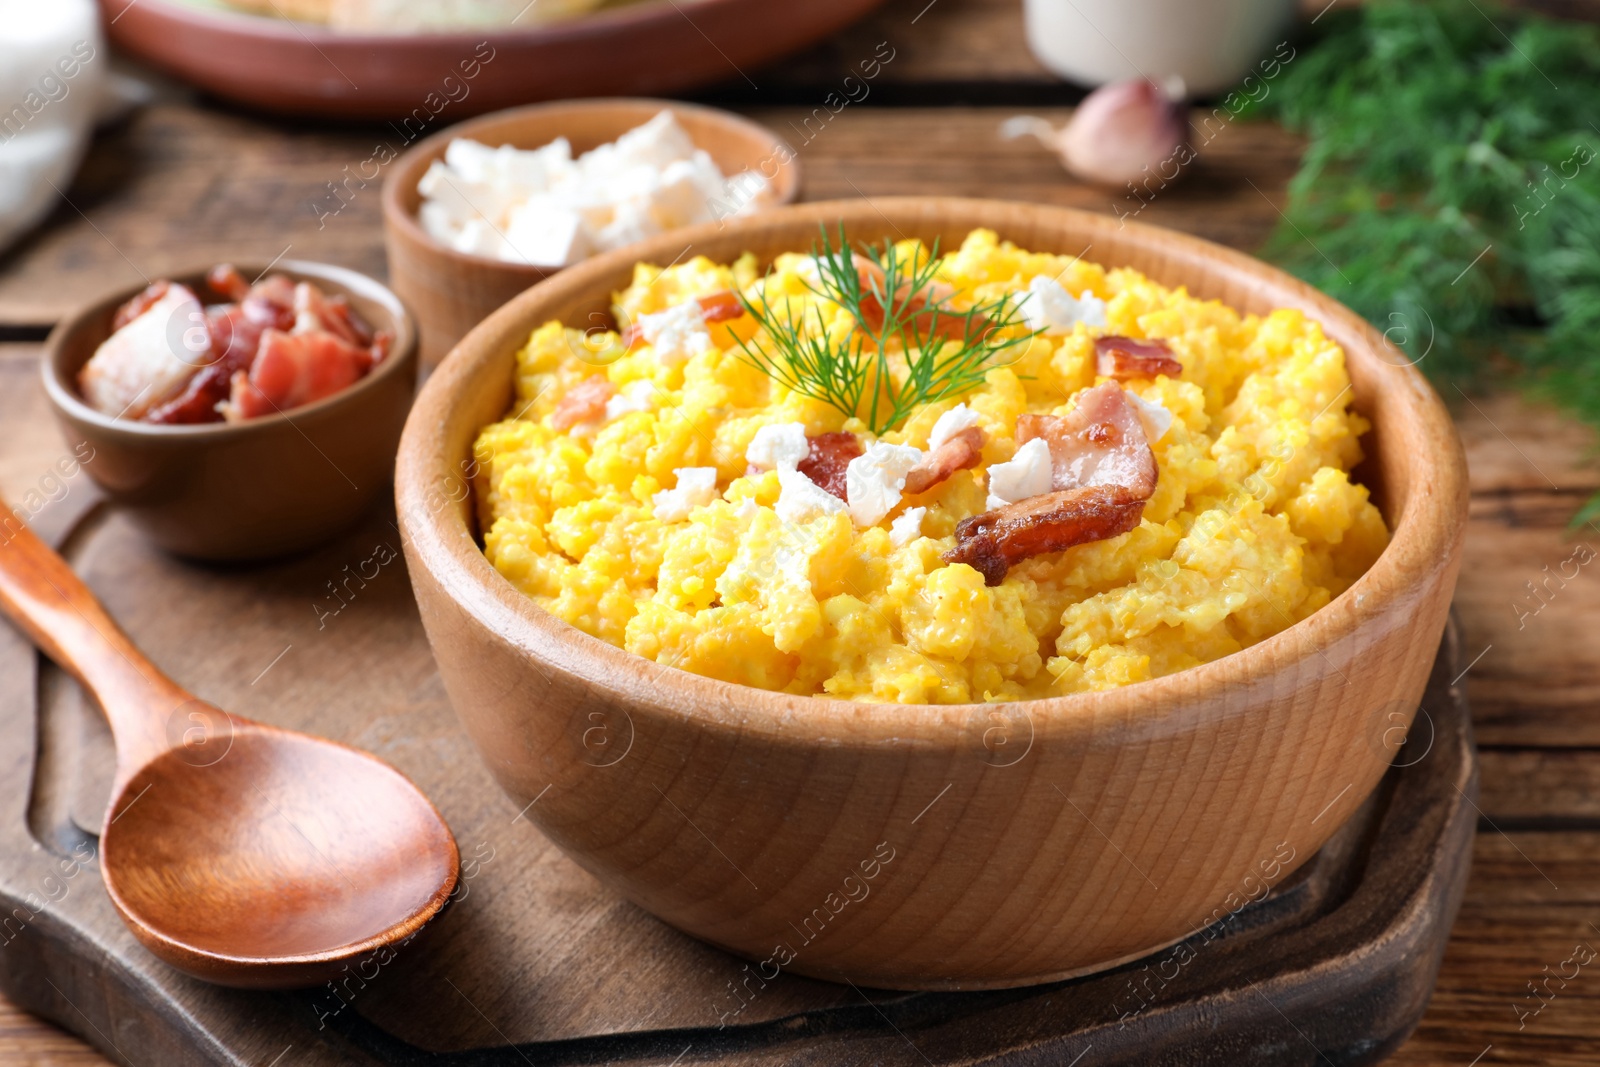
[
  {"xmin": 1244, "ymin": 0, "xmax": 1600, "ymax": 518},
  {"xmin": 734, "ymin": 226, "xmax": 1036, "ymax": 434}
]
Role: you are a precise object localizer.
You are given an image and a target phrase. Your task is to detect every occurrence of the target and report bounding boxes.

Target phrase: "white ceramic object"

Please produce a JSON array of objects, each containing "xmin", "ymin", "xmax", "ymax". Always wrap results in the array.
[
  {"xmin": 0, "ymin": 0, "xmax": 107, "ymax": 255},
  {"xmin": 1022, "ymin": 0, "xmax": 1298, "ymax": 95}
]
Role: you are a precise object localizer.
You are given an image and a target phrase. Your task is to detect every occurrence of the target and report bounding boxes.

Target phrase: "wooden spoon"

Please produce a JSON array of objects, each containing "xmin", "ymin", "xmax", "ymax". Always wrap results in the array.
[{"xmin": 0, "ymin": 518, "xmax": 459, "ymax": 989}]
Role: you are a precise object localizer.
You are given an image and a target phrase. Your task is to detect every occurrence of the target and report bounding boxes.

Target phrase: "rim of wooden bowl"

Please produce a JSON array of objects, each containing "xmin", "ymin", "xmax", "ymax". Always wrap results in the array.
[
  {"xmin": 42, "ymin": 260, "xmax": 418, "ymax": 440},
  {"xmin": 396, "ymin": 197, "xmax": 1469, "ymax": 738},
  {"xmin": 381, "ymin": 97, "xmax": 802, "ymax": 283}
]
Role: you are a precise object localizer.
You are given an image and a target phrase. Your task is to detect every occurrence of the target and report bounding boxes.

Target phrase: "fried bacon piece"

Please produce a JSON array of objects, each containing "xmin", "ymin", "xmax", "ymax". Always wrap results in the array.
[
  {"xmin": 1016, "ymin": 381, "xmax": 1158, "ymax": 498},
  {"xmin": 251, "ymin": 274, "xmax": 297, "ymax": 311},
  {"xmin": 82, "ymin": 283, "xmax": 207, "ymax": 420},
  {"xmin": 206, "ymin": 264, "xmax": 252, "ymax": 303},
  {"xmin": 221, "ymin": 330, "xmax": 375, "ymax": 421},
  {"xmin": 293, "ymin": 282, "xmax": 373, "ymax": 348},
  {"xmin": 944, "ymin": 485, "xmax": 1148, "ymax": 586},
  {"xmin": 620, "ymin": 290, "xmax": 747, "ymax": 349},
  {"xmin": 904, "ymin": 426, "xmax": 985, "ymax": 495},
  {"xmin": 147, "ymin": 279, "xmax": 299, "ymax": 424},
  {"xmin": 1094, "ymin": 335, "xmax": 1182, "ymax": 381},
  {"xmin": 695, "ymin": 290, "xmax": 746, "ymax": 323},
  {"xmin": 944, "ymin": 383, "xmax": 1161, "ymax": 583},
  {"xmin": 224, "ymin": 285, "xmax": 298, "ymax": 349},
  {"xmin": 110, "ymin": 281, "xmax": 174, "ymax": 332},
  {"xmin": 798, "ymin": 432, "xmax": 863, "ymax": 501},
  {"xmin": 146, "ymin": 361, "xmax": 239, "ymax": 424},
  {"xmin": 852, "ymin": 255, "xmax": 990, "ymax": 344},
  {"xmin": 551, "ymin": 377, "xmax": 617, "ymax": 431},
  {"xmin": 145, "ymin": 379, "xmax": 224, "ymax": 425}
]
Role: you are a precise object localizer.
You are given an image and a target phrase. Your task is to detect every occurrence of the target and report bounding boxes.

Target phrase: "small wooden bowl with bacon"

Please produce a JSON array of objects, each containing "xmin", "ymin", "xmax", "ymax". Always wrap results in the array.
[
  {"xmin": 44, "ymin": 261, "xmax": 417, "ymax": 562},
  {"xmin": 396, "ymin": 197, "xmax": 1468, "ymax": 990}
]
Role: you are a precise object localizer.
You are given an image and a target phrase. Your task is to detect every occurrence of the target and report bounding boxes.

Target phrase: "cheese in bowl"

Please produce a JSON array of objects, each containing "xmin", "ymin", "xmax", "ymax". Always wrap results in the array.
[
  {"xmin": 471, "ymin": 228, "xmax": 1387, "ymax": 703},
  {"xmin": 417, "ymin": 111, "xmax": 776, "ymax": 268}
]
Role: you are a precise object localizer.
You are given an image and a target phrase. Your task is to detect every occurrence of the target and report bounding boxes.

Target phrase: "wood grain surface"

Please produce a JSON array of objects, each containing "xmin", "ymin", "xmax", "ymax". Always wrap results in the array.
[{"xmin": 3, "ymin": 0, "xmax": 1600, "ymax": 1059}]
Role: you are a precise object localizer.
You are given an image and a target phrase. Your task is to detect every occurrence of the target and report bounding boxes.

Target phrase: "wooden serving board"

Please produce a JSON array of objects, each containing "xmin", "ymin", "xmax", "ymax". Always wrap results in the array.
[{"xmin": 0, "ymin": 491, "xmax": 1477, "ymax": 1067}]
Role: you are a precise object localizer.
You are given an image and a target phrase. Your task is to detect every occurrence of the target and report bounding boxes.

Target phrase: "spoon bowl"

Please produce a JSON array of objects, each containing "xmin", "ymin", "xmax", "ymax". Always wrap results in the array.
[
  {"xmin": 0, "ymin": 519, "xmax": 459, "ymax": 989},
  {"xmin": 102, "ymin": 720, "xmax": 459, "ymax": 988}
]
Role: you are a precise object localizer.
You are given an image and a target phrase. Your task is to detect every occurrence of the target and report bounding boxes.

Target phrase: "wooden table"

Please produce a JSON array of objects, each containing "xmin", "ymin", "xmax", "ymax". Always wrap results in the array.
[{"xmin": 4, "ymin": 0, "xmax": 1600, "ymax": 1062}]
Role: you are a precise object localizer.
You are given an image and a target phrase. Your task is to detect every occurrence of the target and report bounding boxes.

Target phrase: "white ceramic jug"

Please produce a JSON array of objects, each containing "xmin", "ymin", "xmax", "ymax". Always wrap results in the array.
[{"xmin": 0, "ymin": 0, "xmax": 107, "ymax": 255}]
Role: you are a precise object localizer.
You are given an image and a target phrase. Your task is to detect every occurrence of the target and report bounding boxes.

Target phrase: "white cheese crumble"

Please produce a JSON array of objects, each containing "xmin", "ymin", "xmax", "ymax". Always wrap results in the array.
[
  {"xmin": 745, "ymin": 422, "xmax": 811, "ymax": 471},
  {"xmin": 792, "ymin": 256, "xmax": 824, "ymax": 288},
  {"xmin": 775, "ymin": 467, "xmax": 848, "ymax": 524},
  {"xmin": 845, "ymin": 441, "xmax": 924, "ymax": 528},
  {"xmin": 652, "ymin": 467, "xmax": 719, "ymax": 522},
  {"xmin": 1126, "ymin": 391, "xmax": 1175, "ymax": 442},
  {"xmin": 928, "ymin": 403, "xmax": 981, "ymax": 451},
  {"xmin": 734, "ymin": 496, "xmax": 761, "ymax": 522},
  {"xmin": 416, "ymin": 111, "xmax": 777, "ymax": 268},
  {"xmin": 890, "ymin": 507, "xmax": 927, "ymax": 548},
  {"xmin": 604, "ymin": 379, "xmax": 657, "ymax": 421},
  {"xmin": 637, "ymin": 300, "xmax": 712, "ymax": 365},
  {"xmin": 501, "ymin": 198, "xmax": 593, "ymax": 268},
  {"xmin": 1019, "ymin": 275, "xmax": 1108, "ymax": 334},
  {"xmin": 986, "ymin": 437, "xmax": 1053, "ymax": 509}
]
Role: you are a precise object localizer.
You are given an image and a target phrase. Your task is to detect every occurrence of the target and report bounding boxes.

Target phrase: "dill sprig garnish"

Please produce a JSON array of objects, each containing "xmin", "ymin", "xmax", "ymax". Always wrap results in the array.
[
  {"xmin": 1241, "ymin": 0, "xmax": 1600, "ymax": 520},
  {"xmin": 734, "ymin": 226, "xmax": 1035, "ymax": 434}
]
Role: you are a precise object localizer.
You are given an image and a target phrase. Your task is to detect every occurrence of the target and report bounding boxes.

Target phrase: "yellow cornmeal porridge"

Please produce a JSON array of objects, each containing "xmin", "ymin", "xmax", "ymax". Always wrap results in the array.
[{"xmin": 472, "ymin": 229, "xmax": 1388, "ymax": 703}]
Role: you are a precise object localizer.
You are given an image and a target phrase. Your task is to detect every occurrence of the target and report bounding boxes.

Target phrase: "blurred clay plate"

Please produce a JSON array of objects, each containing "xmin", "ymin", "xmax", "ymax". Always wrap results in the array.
[{"xmin": 98, "ymin": 0, "xmax": 888, "ymax": 120}]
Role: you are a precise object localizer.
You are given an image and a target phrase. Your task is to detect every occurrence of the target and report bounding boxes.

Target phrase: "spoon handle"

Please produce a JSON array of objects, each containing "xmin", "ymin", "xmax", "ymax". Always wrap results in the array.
[{"xmin": 0, "ymin": 514, "xmax": 186, "ymax": 772}]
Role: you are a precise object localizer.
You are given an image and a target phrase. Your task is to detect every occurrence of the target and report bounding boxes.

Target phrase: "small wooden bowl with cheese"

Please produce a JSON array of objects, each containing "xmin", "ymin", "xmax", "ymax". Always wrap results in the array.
[{"xmin": 382, "ymin": 98, "xmax": 800, "ymax": 370}]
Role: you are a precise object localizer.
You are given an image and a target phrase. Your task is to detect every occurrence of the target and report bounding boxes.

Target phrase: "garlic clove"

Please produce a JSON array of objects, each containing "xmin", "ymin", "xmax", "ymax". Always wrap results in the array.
[{"xmin": 1002, "ymin": 79, "xmax": 1190, "ymax": 189}]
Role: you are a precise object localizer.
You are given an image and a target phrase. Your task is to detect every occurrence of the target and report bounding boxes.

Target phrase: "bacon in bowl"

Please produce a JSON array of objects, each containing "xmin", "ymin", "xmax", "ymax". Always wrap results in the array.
[
  {"xmin": 44, "ymin": 260, "xmax": 417, "ymax": 561},
  {"xmin": 78, "ymin": 265, "xmax": 392, "ymax": 425}
]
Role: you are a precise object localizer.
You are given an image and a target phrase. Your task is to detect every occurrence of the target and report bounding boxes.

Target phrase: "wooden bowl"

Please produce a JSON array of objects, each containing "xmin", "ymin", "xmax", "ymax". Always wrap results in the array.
[
  {"xmin": 44, "ymin": 261, "xmax": 417, "ymax": 562},
  {"xmin": 395, "ymin": 198, "xmax": 1469, "ymax": 990},
  {"xmin": 383, "ymin": 98, "xmax": 801, "ymax": 371},
  {"xmin": 98, "ymin": 0, "xmax": 886, "ymax": 120}
]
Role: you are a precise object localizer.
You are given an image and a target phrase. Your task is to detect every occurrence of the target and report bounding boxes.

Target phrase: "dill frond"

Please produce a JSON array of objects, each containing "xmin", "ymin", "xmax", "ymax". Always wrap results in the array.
[
  {"xmin": 1245, "ymin": 0, "xmax": 1600, "ymax": 521},
  {"xmin": 734, "ymin": 226, "xmax": 1036, "ymax": 435}
]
